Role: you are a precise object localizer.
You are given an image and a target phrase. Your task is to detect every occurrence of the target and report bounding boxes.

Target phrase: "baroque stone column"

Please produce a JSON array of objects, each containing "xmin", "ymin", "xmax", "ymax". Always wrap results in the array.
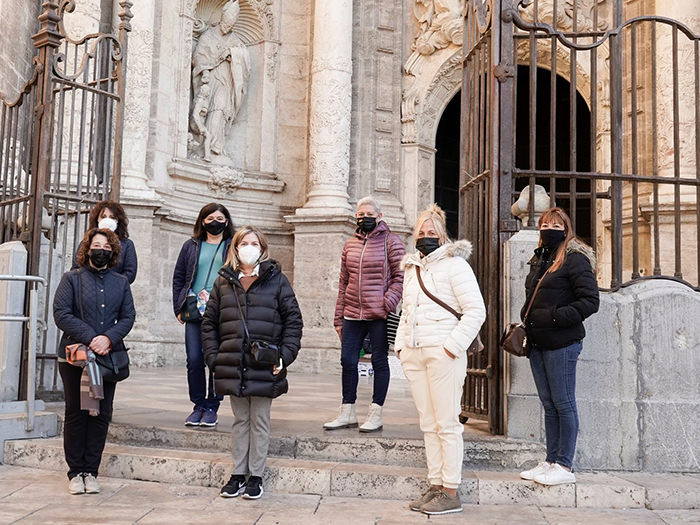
[
  {"xmin": 297, "ymin": 0, "xmax": 353, "ymax": 215},
  {"xmin": 286, "ymin": 0, "xmax": 354, "ymax": 374}
]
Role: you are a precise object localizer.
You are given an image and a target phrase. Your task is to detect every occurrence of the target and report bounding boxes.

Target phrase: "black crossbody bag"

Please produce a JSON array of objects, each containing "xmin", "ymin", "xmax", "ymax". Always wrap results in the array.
[{"xmin": 232, "ymin": 282, "xmax": 280, "ymax": 370}]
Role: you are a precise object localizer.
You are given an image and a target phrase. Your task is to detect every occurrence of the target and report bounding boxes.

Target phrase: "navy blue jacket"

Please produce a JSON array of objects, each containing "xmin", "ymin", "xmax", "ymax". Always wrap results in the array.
[
  {"xmin": 172, "ymin": 237, "xmax": 232, "ymax": 316},
  {"xmin": 201, "ymin": 261, "xmax": 303, "ymax": 398},
  {"xmin": 72, "ymin": 238, "xmax": 138, "ymax": 284},
  {"xmin": 53, "ymin": 266, "xmax": 136, "ymax": 359}
]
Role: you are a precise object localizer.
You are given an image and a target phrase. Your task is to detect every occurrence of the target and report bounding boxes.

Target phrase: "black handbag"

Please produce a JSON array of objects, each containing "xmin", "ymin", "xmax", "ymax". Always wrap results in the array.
[
  {"xmin": 180, "ymin": 241, "xmax": 224, "ymax": 322},
  {"xmin": 180, "ymin": 295, "xmax": 201, "ymax": 322},
  {"xmin": 71, "ymin": 269, "xmax": 130, "ymax": 382},
  {"xmin": 95, "ymin": 349, "xmax": 130, "ymax": 382},
  {"xmin": 501, "ymin": 274, "xmax": 545, "ymax": 358},
  {"xmin": 233, "ymin": 283, "xmax": 281, "ymax": 370}
]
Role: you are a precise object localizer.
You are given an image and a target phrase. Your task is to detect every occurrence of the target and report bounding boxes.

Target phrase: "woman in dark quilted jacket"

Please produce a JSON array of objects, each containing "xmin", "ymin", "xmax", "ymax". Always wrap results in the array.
[
  {"xmin": 201, "ymin": 225, "xmax": 302, "ymax": 500},
  {"xmin": 324, "ymin": 196, "xmax": 405, "ymax": 433},
  {"xmin": 53, "ymin": 228, "xmax": 135, "ymax": 495},
  {"xmin": 518, "ymin": 207, "xmax": 599, "ymax": 487},
  {"xmin": 172, "ymin": 202, "xmax": 233, "ymax": 428}
]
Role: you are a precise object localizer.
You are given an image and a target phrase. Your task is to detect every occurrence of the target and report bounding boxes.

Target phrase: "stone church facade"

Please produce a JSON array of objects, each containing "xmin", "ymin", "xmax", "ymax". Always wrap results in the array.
[
  {"xmin": 2, "ymin": 0, "xmax": 699, "ymax": 373},
  {"xmin": 0, "ymin": 0, "xmax": 477, "ymax": 372}
]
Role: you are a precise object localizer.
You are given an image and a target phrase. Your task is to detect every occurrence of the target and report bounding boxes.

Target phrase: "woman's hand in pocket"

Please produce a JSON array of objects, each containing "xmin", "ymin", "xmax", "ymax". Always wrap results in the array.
[{"xmin": 444, "ymin": 348, "xmax": 456, "ymax": 359}]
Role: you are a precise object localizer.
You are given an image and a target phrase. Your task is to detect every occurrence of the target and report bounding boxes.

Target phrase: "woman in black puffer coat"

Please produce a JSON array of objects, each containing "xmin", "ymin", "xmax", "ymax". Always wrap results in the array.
[
  {"xmin": 201, "ymin": 225, "xmax": 302, "ymax": 500},
  {"xmin": 518, "ymin": 207, "xmax": 599, "ymax": 488}
]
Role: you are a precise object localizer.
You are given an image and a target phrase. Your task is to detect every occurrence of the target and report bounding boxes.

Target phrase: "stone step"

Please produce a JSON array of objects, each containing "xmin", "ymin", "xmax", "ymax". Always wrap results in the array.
[
  {"xmin": 6, "ymin": 437, "xmax": 700, "ymax": 509},
  {"xmin": 106, "ymin": 421, "xmax": 546, "ymax": 471},
  {"xmin": 0, "ymin": 409, "xmax": 59, "ymax": 463}
]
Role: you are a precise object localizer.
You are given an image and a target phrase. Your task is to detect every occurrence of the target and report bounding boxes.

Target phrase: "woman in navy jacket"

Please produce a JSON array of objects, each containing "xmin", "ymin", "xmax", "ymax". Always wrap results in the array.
[
  {"xmin": 72, "ymin": 200, "xmax": 138, "ymax": 284},
  {"xmin": 172, "ymin": 202, "xmax": 233, "ymax": 427},
  {"xmin": 54, "ymin": 228, "xmax": 135, "ymax": 495}
]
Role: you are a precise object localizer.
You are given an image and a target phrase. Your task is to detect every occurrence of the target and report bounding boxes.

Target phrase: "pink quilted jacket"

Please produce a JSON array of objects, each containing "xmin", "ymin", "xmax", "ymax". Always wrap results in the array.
[{"xmin": 334, "ymin": 221, "xmax": 405, "ymax": 326}]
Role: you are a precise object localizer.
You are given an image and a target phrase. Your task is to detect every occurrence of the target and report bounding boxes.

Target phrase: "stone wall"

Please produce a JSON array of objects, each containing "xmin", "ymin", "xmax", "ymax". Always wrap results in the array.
[
  {"xmin": 0, "ymin": 0, "xmax": 39, "ymax": 101},
  {"xmin": 505, "ymin": 231, "xmax": 700, "ymax": 472}
]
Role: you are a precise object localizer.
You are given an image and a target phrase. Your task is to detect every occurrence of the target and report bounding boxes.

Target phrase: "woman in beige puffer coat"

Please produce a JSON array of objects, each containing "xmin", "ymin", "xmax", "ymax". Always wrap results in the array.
[{"xmin": 395, "ymin": 204, "xmax": 486, "ymax": 516}]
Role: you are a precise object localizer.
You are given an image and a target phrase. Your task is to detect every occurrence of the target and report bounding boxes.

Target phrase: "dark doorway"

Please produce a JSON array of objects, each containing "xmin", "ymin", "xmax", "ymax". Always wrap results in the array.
[
  {"xmin": 514, "ymin": 66, "xmax": 592, "ymax": 244},
  {"xmin": 434, "ymin": 92, "xmax": 461, "ymax": 239}
]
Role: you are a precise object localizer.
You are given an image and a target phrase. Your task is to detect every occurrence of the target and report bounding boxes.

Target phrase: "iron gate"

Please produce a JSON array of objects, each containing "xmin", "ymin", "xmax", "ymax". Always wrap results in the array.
[
  {"xmin": 0, "ymin": 1, "xmax": 132, "ymax": 397},
  {"xmin": 461, "ymin": 0, "xmax": 700, "ymax": 434}
]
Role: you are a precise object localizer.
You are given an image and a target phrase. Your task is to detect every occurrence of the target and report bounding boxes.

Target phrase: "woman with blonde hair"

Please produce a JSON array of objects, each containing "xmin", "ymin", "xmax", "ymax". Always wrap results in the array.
[
  {"xmin": 201, "ymin": 225, "xmax": 302, "ymax": 500},
  {"xmin": 518, "ymin": 207, "xmax": 599, "ymax": 486},
  {"xmin": 395, "ymin": 204, "xmax": 486, "ymax": 515}
]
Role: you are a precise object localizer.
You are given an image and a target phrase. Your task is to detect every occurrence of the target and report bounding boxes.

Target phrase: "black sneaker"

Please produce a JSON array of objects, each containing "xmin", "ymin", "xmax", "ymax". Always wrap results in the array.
[
  {"xmin": 241, "ymin": 475, "xmax": 263, "ymax": 500},
  {"xmin": 220, "ymin": 474, "xmax": 246, "ymax": 498}
]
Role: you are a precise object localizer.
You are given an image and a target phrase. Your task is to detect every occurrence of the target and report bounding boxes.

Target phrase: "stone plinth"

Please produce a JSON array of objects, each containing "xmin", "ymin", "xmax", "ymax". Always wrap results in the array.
[
  {"xmin": 285, "ymin": 214, "xmax": 355, "ymax": 374},
  {"xmin": 0, "ymin": 242, "xmax": 28, "ymax": 402}
]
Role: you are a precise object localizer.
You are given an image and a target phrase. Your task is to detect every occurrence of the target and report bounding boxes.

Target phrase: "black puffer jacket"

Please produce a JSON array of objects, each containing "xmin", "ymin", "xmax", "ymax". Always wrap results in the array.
[
  {"xmin": 521, "ymin": 240, "xmax": 600, "ymax": 350},
  {"xmin": 201, "ymin": 260, "xmax": 303, "ymax": 398},
  {"xmin": 53, "ymin": 266, "xmax": 135, "ymax": 359}
]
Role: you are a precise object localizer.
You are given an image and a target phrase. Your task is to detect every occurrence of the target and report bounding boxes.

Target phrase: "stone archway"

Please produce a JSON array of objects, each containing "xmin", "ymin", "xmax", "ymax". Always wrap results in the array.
[{"xmin": 401, "ymin": 47, "xmax": 463, "ymax": 226}]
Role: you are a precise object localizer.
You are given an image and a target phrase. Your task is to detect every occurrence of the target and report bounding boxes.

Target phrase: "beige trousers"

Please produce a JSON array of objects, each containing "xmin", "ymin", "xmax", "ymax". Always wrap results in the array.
[{"xmin": 400, "ymin": 345, "xmax": 467, "ymax": 489}]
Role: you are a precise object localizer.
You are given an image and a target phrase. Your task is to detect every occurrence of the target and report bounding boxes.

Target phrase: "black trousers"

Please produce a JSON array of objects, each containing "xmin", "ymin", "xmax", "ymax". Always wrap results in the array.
[{"xmin": 58, "ymin": 361, "xmax": 116, "ymax": 479}]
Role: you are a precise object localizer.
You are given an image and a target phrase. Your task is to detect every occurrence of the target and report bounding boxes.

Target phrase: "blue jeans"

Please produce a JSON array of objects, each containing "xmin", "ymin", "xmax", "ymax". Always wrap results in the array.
[
  {"xmin": 529, "ymin": 341, "xmax": 582, "ymax": 469},
  {"xmin": 185, "ymin": 320, "xmax": 221, "ymax": 411},
  {"xmin": 341, "ymin": 319, "xmax": 390, "ymax": 406}
]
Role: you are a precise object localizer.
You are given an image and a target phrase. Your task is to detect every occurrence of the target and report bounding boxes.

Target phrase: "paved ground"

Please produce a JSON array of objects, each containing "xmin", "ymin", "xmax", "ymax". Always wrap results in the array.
[
  {"xmin": 14, "ymin": 367, "xmax": 699, "ymax": 523},
  {"xmin": 71, "ymin": 363, "xmax": 495, "ymax": 442},
  {"xmin": 2, "ymin": 465, "xmax": 699, "ymax": 524}
]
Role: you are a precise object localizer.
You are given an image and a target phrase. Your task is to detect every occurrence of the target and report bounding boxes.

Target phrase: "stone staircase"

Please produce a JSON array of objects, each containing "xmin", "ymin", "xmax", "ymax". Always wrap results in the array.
[{"xmin": 5, "ymin": 421, "xmax": 700, "ymax": 509}]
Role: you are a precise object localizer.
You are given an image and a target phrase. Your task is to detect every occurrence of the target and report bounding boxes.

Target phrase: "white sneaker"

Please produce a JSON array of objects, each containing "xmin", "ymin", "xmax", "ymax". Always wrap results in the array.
[
  {"xmin": 519, "ymin": 461, "xmax": 551, "ymax": 480},
  {"xmin": 359, "ymin": 403, "xmax": 383, "ymax": 433},
  {"xmin": 83, "ymin": 473, "xmax": 101, "ymax": 494},
  {"xmin": 68, "ymin": 475, "xmax": 85, "ymax": 495},
  {"xmin": 323, "ymin": 404, "xmax": 358, "ymax": 430},
  {"xmin": 534, "ymin": 463, "xmax": 576, "ymax": 485}
]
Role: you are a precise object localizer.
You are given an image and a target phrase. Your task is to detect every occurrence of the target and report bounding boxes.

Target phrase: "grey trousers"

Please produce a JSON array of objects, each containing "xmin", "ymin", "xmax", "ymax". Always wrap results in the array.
[{"xmin": 230, "ymin": 395, "xmax": 272, "ymax": 477}]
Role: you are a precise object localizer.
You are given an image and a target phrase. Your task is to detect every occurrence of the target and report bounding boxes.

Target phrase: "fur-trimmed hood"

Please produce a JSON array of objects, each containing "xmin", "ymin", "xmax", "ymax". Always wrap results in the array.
[
  {"xmin": 401, "ymin": 239, "xmax": 473, "ymax": 269},
  {"xmin": 566, "ymin": 239, "xmax": 596, "ymax": 271}
]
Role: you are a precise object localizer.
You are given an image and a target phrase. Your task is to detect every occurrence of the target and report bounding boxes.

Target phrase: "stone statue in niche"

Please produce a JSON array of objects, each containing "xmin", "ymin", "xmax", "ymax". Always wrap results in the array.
[
  {"xmin": 413, "ymin": 0, "xmax": 464, "ymax": 55},
  {"xmin": 190, "ymin": 0, "xmax": 250, "ymax": 163}
]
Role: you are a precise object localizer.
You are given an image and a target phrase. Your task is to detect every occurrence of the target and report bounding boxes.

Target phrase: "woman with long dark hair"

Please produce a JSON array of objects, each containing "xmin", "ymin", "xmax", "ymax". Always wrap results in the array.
[
  {"xmin": 172, "ymin": 202, "xmax": 234, "ymax": 427},
  {"xmin": 72, "ymin": 200, "xmax": 137, "ymax": 284},
  {"xmin": 54, "ymin": 228, "xmax": 135, "ymax": 494},
  {"xmin": 518, "ymin": 207, "xmax": 599, "ymax": 486}
]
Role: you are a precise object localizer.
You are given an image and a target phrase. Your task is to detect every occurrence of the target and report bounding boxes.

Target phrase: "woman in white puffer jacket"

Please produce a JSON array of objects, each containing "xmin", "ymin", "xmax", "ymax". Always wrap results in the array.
[{"xmin": 395, "ymin": 204, "xmax": 486, "ymax": 516}]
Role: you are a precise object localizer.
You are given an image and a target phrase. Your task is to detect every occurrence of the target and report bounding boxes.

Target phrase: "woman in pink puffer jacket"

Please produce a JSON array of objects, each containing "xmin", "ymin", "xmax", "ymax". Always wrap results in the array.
[{"xmin": 324, "ymin": 196, "xmax": 405, "ymax": 433}]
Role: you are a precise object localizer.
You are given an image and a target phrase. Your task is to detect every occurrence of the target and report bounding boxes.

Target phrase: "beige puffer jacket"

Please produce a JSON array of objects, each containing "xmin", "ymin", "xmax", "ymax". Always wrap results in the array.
[{"xmin": 394, "ymin": 240, "xmax": 486, "ymax": 358}]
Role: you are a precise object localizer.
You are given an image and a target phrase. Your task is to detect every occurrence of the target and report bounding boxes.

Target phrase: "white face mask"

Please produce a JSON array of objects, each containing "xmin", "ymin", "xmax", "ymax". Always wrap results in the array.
[
  {"xmin": 98, "ymin": 217, "xmax": 118, "ymax": 232},
  {"xmin": 238, "ymin": 245, "xmax": 261, "ymax": 266}
]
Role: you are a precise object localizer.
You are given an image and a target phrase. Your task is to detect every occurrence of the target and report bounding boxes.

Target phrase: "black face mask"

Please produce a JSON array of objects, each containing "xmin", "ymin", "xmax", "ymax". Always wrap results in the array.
[
  {"xmin": 356, "ymin": 216, "xmax": 377, "ymax": 233},
  {"xmin": 415, "ymin": 237, "xmax": 441, "ymax": 256},
  {"xmin": 203, "ymin": 220, "xmax": 227, "ymax": 235},
  {"xmin": 540, "ymin": 229, "xmax": 566, "ymax": 248},
  {"xmin": 89, "ymin": 249, "xmax": 112, "ymax": 269}
]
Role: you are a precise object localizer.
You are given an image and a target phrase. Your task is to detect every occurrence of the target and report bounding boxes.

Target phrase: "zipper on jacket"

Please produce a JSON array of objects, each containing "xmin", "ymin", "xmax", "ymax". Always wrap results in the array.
[{"xmin": 358, "ymin": 236, "xmax": 368, "ymax": 319}]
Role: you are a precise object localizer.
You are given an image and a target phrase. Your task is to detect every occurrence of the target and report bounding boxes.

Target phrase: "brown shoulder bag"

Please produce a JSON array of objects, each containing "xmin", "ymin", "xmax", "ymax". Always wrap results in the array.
[{"xmin": 500, "ymin": 276, "xmax": 545, "ymax": 358}]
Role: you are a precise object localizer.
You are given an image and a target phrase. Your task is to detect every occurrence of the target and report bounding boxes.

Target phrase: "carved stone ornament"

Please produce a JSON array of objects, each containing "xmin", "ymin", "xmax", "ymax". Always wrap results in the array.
[
  {"xmin": 412, "ymin": 0, "xmax": 464, "ymax": 56},
  {"xmin": 517, "ymin": 0, "xmax": 609, "ymax": 33},
  {"xmin": 208, "ymin": 165, "xmax": 245, "ymax": 194},
  {"xmin": 186, "ymin": 0, "xmax": 273, "ymax": 164},
  {"xmin": 402, "ymin": 1, "xmax": 465, "ymax": 144}
]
